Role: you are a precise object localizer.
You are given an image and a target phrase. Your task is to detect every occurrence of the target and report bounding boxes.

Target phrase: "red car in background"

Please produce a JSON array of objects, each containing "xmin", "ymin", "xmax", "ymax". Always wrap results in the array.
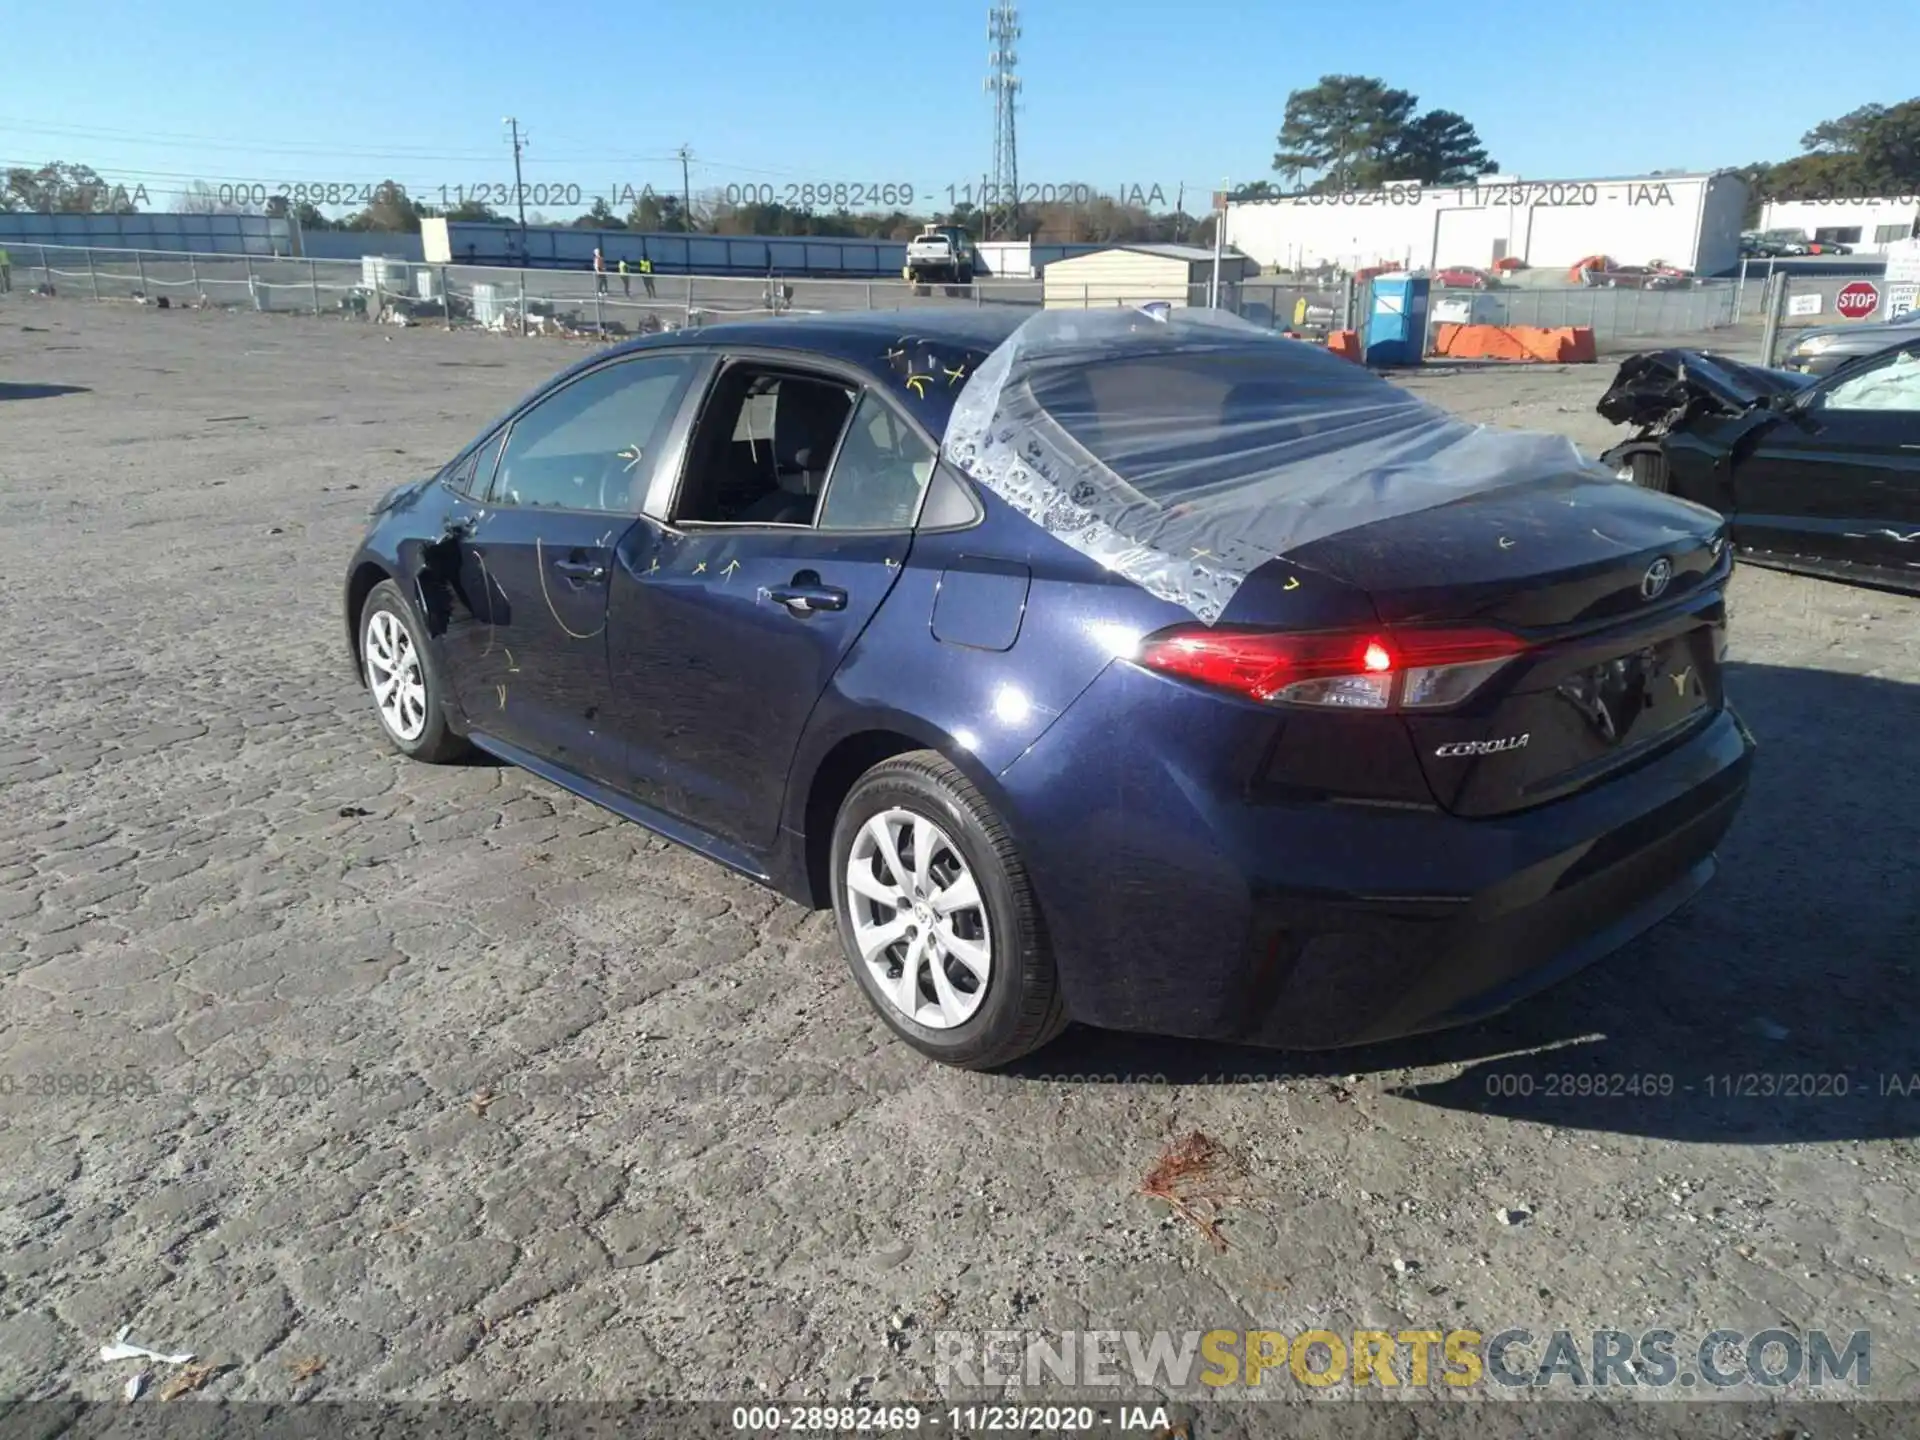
[{"xmin": 1434, "ymin": 266, "xmax": 1493, "ymax": 289}]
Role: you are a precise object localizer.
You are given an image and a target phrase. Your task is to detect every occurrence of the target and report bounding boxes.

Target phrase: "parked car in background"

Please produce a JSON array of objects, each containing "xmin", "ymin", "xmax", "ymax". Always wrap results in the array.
[
  {"xmin": 1589, "ymin": 265, "xmax": 1687, "ymax": 290},
  {"xmin": 1739, "ymin": 232, "xmax": 1786, "ymax": 259},
  {"xmin": 1758, "ymin": 229, "xmax": 1813, "ymax": 256},
  {"xmin": 1599, "ymin": 342, "xmax": 1920, "ymax": 593},
  {"xmin": 1779, "ymin": 305, "xmax": 1920, "ymax": 375},
  {"xmin": 343, "ymin": 308, "xmax": 1754, "ymax": 1069},
  {"xmin": 1434, "ymin": 266, "xmax": 1493, "ymax": 290}
]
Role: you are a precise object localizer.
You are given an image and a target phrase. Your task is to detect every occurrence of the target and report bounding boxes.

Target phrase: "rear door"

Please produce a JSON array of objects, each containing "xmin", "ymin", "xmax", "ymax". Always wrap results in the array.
[
  {"xmin": 606, "ymin": 358, "xmax": 940, "ymax": 850},
  {"xmin": 460, "ymin": 351, "xmax": 705, "ymax": 788},
  {"xmin": 1730, "ymin": 340, "xmax": 1920, "ymax": 574}
]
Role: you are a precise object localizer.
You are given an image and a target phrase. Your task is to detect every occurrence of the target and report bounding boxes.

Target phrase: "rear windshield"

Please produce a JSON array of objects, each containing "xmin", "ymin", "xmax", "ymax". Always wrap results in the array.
[
  {"xmin": 1022, "ymin": 347, "xmax": 1447, "ymax": 503},
  {"xmin": 941, "ymin": 309, "xmax": 1598, "ymax": 624}
]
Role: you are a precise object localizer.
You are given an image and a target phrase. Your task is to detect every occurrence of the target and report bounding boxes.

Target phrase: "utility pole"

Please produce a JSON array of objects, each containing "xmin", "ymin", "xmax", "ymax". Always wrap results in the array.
[
  {"xmin": 503, "ymin": 116, "xmax": 529, "ymax": 238},
  {"xmin": 677, "ymin": 145, "xmax": 694, "ymax": 232},
  {"xmin": 1209, "ymin": 178, "xmax": 1228, "ymax": 309}
]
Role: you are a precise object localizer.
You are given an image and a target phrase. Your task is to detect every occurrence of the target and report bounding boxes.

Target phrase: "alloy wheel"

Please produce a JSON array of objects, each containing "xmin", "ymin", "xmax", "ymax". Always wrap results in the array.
[
  {"xmin": 844, "ymin": 807, "xmax": 992, "ymax": 1029},
  {"xmin": 365, "ymin": 608, "xmax": 428, "ymax": 743}
]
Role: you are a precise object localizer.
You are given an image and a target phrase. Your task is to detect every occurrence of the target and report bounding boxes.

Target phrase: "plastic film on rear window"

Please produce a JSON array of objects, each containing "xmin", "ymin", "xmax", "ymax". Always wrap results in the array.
[{"xmin": 941, "ymin": 308, "xmax": 1607, "ymax": 623}]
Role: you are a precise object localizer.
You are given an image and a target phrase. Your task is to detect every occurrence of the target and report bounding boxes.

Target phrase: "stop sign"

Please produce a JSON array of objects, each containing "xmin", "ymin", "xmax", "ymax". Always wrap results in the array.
[{"xmin": 1836, "ymin": 281, "xmax": 1881, "ymax": 319}]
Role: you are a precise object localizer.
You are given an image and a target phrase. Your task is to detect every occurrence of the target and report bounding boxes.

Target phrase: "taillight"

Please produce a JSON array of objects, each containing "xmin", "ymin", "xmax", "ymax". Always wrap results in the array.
[{"xmin": 1134, "ymin": 624, "xmax": 1530, "ymax": 712}]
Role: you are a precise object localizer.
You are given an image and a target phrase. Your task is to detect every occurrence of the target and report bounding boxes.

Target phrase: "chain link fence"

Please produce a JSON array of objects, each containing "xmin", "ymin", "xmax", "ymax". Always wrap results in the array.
[
  {"xmin": 2, "ymin": 243, "xmax": 1790, "ymax": 351},
  {"xmin": 5, "ymin": 243, "xmax": 1045, "ymax": 335}
]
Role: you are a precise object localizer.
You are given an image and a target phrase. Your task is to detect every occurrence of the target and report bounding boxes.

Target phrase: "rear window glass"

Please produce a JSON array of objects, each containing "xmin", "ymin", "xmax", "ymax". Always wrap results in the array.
[{"xmin": 1024, "ymin": 348, "xmax": 1438, "ymax": 501}]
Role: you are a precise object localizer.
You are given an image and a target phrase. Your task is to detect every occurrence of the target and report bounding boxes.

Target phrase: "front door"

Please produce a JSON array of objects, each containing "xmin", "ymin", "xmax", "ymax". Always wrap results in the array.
[
  {"xmin": 606, "ymin": 366, "xmax": 941, "ymax": 850},
  {"xmin": 1733, "ymin": 340, "xmax": 1920, "ymax": 576},
  {"xmin": 453, "ymin": 350, "xmax": 703, "ymax": 788}
]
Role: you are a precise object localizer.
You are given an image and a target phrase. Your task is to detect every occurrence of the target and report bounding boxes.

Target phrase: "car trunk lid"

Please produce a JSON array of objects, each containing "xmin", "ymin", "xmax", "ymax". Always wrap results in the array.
[{"xmin": 1268, "ymin": 473, "xmax": 1731, "ymax": 816}]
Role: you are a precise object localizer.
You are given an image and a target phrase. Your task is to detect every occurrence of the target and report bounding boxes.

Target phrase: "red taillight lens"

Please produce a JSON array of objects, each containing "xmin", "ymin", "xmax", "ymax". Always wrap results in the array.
[{"xmin": 1134, "ymin": 624, "xmax": 1529, "ymax": 712}]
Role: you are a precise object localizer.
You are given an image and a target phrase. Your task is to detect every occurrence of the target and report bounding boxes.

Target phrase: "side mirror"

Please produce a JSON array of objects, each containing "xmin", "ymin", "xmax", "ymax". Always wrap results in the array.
[{"xmin": 1779, "ymin": 392, "xmax": 1821, "ymax": 428}]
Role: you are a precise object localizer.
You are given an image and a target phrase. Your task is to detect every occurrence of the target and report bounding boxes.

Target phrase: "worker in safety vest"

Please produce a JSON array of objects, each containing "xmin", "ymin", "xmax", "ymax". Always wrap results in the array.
[
  {"xmin": 637, "ymin": 253, "xmax": 656, "ymax": 297},
  {"xmin": 592, "ymin": 247, "xmax": 607, "ymax": 295},
  {"xmin": 618, "ymin": 257, "xmax": 631, "ymax": 298},
  {"xmin": 0, "ymin": 247, "xmax": 10, "ymax": 294}
]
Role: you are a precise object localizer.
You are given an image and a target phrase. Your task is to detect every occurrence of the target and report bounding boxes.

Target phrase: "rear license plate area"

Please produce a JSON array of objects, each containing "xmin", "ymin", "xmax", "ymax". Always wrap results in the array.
[{"xmin": 1552, "ymin": 629, "xmax": 1714, "ymax": 750}]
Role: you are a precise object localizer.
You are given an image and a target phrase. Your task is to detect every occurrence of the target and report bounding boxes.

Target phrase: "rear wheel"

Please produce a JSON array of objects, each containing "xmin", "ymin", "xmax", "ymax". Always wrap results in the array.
[
  {"xmin": 830, "ymin": 751, "xmax": 1066, "ymax": 1070},
  {"xmin": 359, "ymin": 579, "xmax": 469, "ymax": 763}
]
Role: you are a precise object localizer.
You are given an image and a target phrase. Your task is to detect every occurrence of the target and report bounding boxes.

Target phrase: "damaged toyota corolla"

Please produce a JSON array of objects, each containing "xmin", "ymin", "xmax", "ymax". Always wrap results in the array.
[
  {"xmin": 1597, "ymin": 341, "xmax": 1920, "ymax": 592},
  {"xmin": 344, "ymin": 308, "xmax": 1753, "ymax": 1070}
]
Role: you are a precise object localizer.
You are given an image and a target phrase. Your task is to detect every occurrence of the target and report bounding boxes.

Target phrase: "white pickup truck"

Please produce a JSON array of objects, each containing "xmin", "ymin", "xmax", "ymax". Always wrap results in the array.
[{"xmin": 902, "ymin": 224, "xmax": 978, "ymax": 285}]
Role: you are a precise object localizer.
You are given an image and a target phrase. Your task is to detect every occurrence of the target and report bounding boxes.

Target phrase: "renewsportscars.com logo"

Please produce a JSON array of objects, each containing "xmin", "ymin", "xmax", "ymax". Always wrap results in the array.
[{"xmin": 933, "ymin": 1327, "xmax": 1871, "ymax": 1395}]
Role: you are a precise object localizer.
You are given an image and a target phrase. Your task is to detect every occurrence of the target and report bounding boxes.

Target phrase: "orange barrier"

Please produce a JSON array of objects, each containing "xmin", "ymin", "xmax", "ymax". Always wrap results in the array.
[
  {"xmin": 1429, "ymin": 324, "xmax": 1597, "ymax": 363},
  {"xmin": 1326, "ymin": 329, "xmax": 1361, "ymax": 362}
]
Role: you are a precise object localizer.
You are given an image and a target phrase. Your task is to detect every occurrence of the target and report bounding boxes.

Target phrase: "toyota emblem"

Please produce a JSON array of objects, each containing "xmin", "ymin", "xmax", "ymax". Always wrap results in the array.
[{"xmin": 1641, "ymin": 558, "xmax": 1673, "ymax": 600}]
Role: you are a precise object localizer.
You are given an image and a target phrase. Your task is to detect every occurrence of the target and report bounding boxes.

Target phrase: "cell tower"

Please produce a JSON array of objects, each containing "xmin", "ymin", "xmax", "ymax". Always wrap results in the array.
[{"xmin": 985, "ymin": 3, "xmax": 1021, "ymax": 240}]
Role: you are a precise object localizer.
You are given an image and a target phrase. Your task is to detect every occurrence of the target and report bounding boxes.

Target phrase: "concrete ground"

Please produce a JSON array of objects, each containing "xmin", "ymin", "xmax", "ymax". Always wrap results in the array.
[{"xmin": 2, "ymin": 299, "xmax": 1917, "ymax": 1423}]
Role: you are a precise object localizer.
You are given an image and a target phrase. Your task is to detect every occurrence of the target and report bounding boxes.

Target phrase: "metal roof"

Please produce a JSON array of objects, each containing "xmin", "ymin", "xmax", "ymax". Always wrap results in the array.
[{"xmin": 1047, "ymin": 243, "xmax": 1230, "ymax": 263}]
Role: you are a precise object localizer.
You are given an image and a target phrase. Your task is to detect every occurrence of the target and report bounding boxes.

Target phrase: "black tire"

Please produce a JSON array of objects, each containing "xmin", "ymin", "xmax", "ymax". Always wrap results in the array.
[
  {"xmin": 357, "ymin": 579, "xmax": 470, "ymax": 764},
  {"xmin": 829, "ymin": 750, "xmax": 1067, "ymax": 1070},
  {"xmin": 1621, "ymin": 449, "xmax": 1671, "ymax": 493}
]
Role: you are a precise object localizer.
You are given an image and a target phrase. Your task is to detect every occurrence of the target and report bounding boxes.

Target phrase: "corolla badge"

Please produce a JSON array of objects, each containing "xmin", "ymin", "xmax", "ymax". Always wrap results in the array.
[
  {"xmin": 1435, "ymin": 735, "xmax": 1530, "ymax": 758},
  {"xmin": 1641, "ymin": 557, "xmax": 1674, "ymax": 600}
]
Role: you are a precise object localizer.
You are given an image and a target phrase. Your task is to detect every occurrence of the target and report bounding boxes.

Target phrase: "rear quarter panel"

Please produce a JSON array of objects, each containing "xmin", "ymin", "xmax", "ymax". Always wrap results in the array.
[{"xmin": 784, "ymin": 488, "xmax": 1194, "ymax": 840}]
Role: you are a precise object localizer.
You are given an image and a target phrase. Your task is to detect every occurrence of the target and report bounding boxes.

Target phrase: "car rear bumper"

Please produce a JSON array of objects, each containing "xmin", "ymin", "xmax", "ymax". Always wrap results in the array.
[{"xmin": 999, "ymin": 665, "xmax": 1755, "ymax": 1051}]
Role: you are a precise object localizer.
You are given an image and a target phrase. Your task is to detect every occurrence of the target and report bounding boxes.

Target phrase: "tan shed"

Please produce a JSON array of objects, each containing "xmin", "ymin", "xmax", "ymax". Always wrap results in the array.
[{"xmin": 1041, "ymin": 243, "xmax": 1252, "ymax": 310}]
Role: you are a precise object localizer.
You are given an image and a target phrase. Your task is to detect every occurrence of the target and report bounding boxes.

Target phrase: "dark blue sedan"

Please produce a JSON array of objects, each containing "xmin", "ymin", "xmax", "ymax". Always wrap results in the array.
[{"xmin": 344, "ymin": 308, "xmax": 1754, "ymax": 1069}]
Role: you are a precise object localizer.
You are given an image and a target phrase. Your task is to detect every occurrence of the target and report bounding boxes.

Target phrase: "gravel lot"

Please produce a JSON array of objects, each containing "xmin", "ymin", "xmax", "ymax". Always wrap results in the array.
[{"xmin": 2, "ymin": 300, "xmax": 1917, "ymax": 1424}]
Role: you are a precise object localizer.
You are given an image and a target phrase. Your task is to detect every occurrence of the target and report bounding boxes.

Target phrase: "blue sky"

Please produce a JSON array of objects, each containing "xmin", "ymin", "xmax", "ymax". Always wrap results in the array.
[{"xmin": 6, "ymin": 0, "xmax": 1918, "ymax": 216}]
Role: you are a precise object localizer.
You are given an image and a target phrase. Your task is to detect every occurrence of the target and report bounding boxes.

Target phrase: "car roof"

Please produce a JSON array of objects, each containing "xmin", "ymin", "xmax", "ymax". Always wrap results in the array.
[
  {"xmin": 581, "ymin": 308, "xmax": 1028, "ymax": 432},
  {"xmin": 605, "ymin": 308, "xmax": 1025, "ymax": 365}
]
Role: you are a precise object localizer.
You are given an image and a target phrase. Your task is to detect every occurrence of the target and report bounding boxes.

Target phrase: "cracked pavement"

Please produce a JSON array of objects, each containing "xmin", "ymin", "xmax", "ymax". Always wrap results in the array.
[{"xmin": 1, "ymin": 302, "xmax": 1917, "ymax": 1415}]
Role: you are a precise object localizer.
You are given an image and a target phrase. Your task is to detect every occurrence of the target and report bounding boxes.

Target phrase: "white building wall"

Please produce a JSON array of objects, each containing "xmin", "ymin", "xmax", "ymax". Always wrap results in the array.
[
  {"xmin": 1227, "ymin": 175, "xmax": 1731, "ymax": 275},
  {"xmin": 1043, "ymin": 252, "xmax": 1192, "ymax": 307},
  {"xmin": 1697, "ymin": 175, "xmax": 1748, "ymax": 276},
  {"xmin": 1757, "ymin": 196, "xmax": 1920, "ymax": 254}
]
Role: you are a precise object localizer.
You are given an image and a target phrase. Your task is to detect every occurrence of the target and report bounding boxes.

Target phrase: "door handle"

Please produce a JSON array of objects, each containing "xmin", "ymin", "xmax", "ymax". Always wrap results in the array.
[
  {"xmin": 552, "ymin": 558, "xmax": 607, "ymax": 582},
  {"xmin": 763, "ymin": 581, "xmax": 847, "ymax": 615}
]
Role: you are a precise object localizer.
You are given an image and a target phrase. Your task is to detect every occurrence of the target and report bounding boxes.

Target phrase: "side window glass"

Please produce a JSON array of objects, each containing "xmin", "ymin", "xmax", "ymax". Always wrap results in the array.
[
  {"xmin": 815, "ymin": 392, "xmax": 938, "ymax": 532},
  {"xmin": 490, "ymin": 355, "xmax": 697, "ymax": 513},
  {"xmin": 450, "ymin": 428, "xmax": 507, "ymax": 499},
  {"xmin": 1813, "ymin": 348, "xmax": 1920, "ymax": 414}
]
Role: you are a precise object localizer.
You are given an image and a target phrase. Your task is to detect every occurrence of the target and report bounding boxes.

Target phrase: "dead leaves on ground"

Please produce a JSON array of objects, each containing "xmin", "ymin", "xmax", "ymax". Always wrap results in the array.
[
  {"xmin": 159, "ymin": 1362, "xmax": 226, "ymax": 1400},
  {"xmin": 1139, "ymin": 1131, "xmax": 1250, "ymax": 1252}
]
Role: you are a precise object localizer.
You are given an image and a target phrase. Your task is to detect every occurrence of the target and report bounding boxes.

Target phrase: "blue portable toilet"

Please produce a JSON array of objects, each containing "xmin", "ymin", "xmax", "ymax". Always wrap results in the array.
[{"xmin": 1361, "ymin": 273, "xmax": 1429, "ymax": 366}]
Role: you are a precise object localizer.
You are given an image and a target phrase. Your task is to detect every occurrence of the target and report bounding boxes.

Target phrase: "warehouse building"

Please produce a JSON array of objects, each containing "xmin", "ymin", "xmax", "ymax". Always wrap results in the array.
[
  {"xmin": 1226, "ymin": 171, "xmax": 1750, "ymax": 277},
  {"xmin": 1756, "ymin": 195, "xmax": 1920, "ymax": 256},
  {"xmin": 1040, "ymin": 243, "xmax": 1254, "ymax": 309}
]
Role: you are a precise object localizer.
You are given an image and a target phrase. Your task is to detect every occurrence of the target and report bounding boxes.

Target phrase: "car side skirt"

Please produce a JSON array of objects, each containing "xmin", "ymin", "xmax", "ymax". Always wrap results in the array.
[
  {"xmin": 1731, "ymin": 547, "xmax": 1920, "ymax": 596},
  {"xmin": 466, "ymin": 730, "xmax": 787, "ymax": 889}
]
